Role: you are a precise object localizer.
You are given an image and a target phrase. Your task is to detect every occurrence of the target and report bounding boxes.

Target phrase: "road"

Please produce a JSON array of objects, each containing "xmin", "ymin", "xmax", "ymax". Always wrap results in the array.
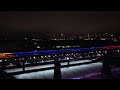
[
  {"xmin": 4, "ymin": 59, "xmax": 96, "ymax": 73},
  {"xmin": 4, "ymin": 59, "xmax": 103, "ymax": 79}
]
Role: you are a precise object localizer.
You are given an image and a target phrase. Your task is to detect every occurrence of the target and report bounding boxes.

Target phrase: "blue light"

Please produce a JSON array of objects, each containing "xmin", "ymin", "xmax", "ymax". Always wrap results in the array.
[{"xmin": 12, "ymin": 46, "xmax": 104, "ymax": 56}]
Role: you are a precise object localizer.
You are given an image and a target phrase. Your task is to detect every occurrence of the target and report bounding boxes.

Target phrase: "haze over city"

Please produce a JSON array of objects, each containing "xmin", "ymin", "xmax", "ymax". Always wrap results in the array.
[{"xmin": 0, "ymin": 11, "xmax": 120, "ymax": 35}]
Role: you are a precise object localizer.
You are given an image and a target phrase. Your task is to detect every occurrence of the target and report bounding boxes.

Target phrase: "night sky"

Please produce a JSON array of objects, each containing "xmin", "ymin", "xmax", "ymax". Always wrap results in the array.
[{"xmin": 0, "ymin": 11, "xmax": 120, "ymax": 34}]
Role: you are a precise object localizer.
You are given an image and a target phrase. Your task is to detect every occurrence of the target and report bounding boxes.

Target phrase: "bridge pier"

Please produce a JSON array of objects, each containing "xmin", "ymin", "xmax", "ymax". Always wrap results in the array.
[
  {"xmin": 1, "ymin": 59, "xmax": 6, "ymax": 70},
  {"xmin": 22, "ymin": 60, "xmax": 25, "ymax": 72},
  {"xmin": 54, "ymin": 55, "xmax": 61, "ymax": 79}
]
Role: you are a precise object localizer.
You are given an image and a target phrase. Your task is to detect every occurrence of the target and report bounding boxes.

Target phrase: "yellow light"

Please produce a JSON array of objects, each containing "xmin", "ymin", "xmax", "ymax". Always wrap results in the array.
[{"xmin": 0, "ymin": 53, "xmax": 13, "ymax": 58}]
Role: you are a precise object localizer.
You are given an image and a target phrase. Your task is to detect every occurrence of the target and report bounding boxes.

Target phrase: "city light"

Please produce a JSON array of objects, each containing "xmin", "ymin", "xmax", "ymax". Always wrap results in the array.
[
  {"xmin": 25, "ymin": 38, "xmax": 27, "ymax": 40},
  {"xmin": 41, "ymin": 56, "xmax": 44, "ymax": 58},
  {"xmin": 48, "ymin": 55, "xmax": 51, "ymax": 57},
  {"xmin": 37, "ymin": 45, "xmax": 40, "ymax": 48},
  {"xmin": 33, "ymin": 56, "xmax": 36, "ymax": 59}
]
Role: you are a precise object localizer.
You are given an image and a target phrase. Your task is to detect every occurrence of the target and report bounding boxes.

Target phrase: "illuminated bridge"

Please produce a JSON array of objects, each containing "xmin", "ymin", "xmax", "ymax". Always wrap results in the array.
[
  {"xmin": 1, "ymin": 45, "xmax": 120, "ymax": 58},
  {"xmin": 0, "ymin": 45, "xmax": 120, "ymax": 79}
]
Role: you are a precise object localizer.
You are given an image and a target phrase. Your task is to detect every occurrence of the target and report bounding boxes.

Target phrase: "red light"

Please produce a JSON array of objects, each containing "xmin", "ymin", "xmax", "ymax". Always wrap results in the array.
[{"xmin": 103, "ymin": 45, "xmax": 120, "ymax": 49}]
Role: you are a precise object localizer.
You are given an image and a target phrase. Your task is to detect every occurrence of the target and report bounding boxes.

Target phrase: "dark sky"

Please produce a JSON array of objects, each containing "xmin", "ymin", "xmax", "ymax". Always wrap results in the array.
[{"xmin": 0, "ymin": 11, "xmax": 120, "ymax": 34}]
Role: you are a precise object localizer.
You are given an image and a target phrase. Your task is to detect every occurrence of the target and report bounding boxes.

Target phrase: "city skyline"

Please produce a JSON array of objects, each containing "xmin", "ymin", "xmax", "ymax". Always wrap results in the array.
[{"xmin": 0, "ymin": 11, "xmax": 120, "ymax": 34}]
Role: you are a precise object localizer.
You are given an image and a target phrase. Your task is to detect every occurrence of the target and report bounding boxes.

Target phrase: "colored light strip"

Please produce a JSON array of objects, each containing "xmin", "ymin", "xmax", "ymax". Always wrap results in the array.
[
  {"xmin": 103, "ymin": 45, "xmax": 120, "ymax": 49},
  {"xmin": 12, "ymin": 47, "xmax": 100, "ymax": 56},
  {"xmin": 11, "ymin": 45, "xmax": 120, "ymax": 56}
]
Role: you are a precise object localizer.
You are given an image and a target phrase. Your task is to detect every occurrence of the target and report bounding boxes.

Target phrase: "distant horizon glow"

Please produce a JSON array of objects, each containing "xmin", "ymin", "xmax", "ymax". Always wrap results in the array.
[{"xmin": 0, "ymin": 11, "xmax": 120, "ymax": 34}]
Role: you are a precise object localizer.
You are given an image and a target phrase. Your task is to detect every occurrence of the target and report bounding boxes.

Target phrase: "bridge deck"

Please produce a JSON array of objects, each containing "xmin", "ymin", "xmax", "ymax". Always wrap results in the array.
[
  {"xmin": 13, "ymin": 62, "xmax": 102, "ymax": 79},
  {"xmin": 4, "ymin": 59, "xmax": 102, "ymax": 79},
  {"xmin": 4, "ymin": 59, "xmax": 96, "ymax": 73}
]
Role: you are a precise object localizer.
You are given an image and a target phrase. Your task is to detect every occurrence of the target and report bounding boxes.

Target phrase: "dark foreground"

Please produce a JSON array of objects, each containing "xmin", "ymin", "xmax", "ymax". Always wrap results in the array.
[
  {"xmin": 86, "ymin": 70, "xmax": 120, "ymax": 79},
  {"xmin": 0, "ymin": 71, "xmax": 16, "ymax": 79}
]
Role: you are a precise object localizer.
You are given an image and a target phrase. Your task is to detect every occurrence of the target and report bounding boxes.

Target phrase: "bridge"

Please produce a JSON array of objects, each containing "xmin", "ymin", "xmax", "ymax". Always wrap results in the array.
[{"xmin": 0, "ymin": 45, "xmax": 120, "ymax": 79}]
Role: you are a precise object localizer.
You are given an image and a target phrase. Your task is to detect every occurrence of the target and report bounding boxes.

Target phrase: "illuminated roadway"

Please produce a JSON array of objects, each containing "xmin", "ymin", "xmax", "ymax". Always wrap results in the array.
[
  {"xmin": 4, "ymin": 59, "xmax": 96, "ymax": 73},
  {"xmin": 11, "ymin": 62, "xmax": 120, "ymax": 79},
  {"xmin": 4, "ymin": 59, "xmax": 102, "ymax": 79},
  {"xmin": 13, "ymin": 62, "xmax": 102, "ymax": 79}
]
